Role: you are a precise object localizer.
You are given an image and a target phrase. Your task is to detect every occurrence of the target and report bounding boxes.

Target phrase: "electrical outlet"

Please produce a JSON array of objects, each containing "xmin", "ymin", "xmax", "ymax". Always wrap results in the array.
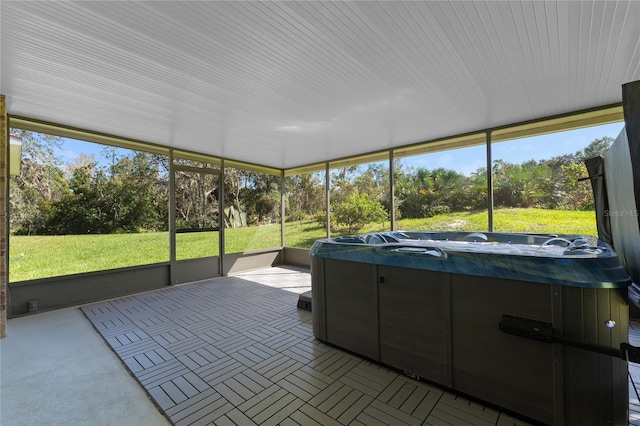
[{"xmin": 27, "ymin": 300, "xmax": 38, "ymax": 312}]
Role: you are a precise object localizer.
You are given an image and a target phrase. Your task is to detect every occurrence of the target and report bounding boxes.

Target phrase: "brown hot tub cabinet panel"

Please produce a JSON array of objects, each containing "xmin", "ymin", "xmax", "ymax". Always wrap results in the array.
[
  {"xmin": 560, "ymin": 286, "xmax": 628, "ymax": 426},
  {"xmin": 450, "ymin": 275, "xmax": 555, "ymax": 424},
  {"xmin": 310, "ymin": 231, "xmax": 633, "ymax": 425},
  {"xmin": 322, "ymin": 258, "xmax": 379, "ymax": 361},
  {"xmin": 378, "ymin": 265, "xmax": 450, "ymax": 387}
]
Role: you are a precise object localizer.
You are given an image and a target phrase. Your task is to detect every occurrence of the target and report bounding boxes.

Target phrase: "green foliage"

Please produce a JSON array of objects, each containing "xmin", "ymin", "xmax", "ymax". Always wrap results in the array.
[
  {"xmin": 331, "ymin": 192, "xmax": 387, "ymax": 233},
  {"xmin": 580, "ymin": 137, "xmax": 614, "ymax": 160},
  {"xmin": 556, "ymin": 163, "xmax": 594, "ymax": 210},
  {"xmin": 175, "ymin": 168, "xmax": 219, "ymax": 230},
  {"xmin": 9, "ymin": 131, "xmax": 613, "ymax": 240},
  {"xmin": 312, "ymin": 210, "xmax": 327, "ymax": 228},
  {"xmin": 285, "ymin": 172, "xmax": 325, "ymax": 222},
  {"xmin": 224, "ymin": 168, "xmax": 281, "ymax": 227},
  {"xmin": 492, "ymin": 160, "xmax": 556, "ymax": 208},
  {"xmin": 36, "ymin": 152, "xmax": 168, "ymax": 234},
  {"xmin": 8, "ymin": 129, "xmax": 612, "ymax": 283},
  {"xmin": 395, "ymin": 167, "xmax": 476, "ymax": 218},
  {"xmin": 239, "ymin": 172, "xmax": 280, "ymax": 225},
  {"xmin": 9, "ymin": 130, "xmax": 68, "ymax": 235}
]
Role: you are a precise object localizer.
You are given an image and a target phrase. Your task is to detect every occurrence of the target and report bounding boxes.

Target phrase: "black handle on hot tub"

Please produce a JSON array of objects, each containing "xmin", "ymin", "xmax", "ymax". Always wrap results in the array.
[{"xmin": 499, "ymin": 314, "xmax": 640, "ymax": 362}]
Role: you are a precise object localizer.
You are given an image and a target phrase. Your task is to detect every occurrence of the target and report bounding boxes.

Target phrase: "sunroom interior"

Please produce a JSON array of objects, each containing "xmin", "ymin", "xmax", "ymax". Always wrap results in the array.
[{"xmin": 2, "ymin": 1, "xmax": 640, "ymax": 425}]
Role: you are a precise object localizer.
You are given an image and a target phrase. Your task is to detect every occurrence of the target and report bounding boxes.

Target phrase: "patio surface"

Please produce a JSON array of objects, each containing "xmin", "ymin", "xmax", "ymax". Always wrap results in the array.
[
  {"xmin": 0, "ymin": 301, "xmax": 170, "ymax": 426},
  {"xmin": 80, "ymin": 266, "xmax": 538, "ymax": 426},
  {"xmin": 5, "ymin": 266, "xmax": 637, "ymax": 425}
]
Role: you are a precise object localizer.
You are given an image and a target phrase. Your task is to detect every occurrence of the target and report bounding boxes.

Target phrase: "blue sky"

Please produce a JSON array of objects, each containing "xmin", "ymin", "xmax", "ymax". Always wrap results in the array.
[
  {"xmin": 403, "ymin": 121, "xmax": 626, "ymax": 175},
  {"xmin": 491, "ymin": 122, "xmax": 625, "ymax": 164},
  {"xmin": 57, "ymin": 121, "xmax": 626, "ymax": 176},
  {"xmin": 58, "ymin": 139, "xmax": 132, "ymax": 167}
]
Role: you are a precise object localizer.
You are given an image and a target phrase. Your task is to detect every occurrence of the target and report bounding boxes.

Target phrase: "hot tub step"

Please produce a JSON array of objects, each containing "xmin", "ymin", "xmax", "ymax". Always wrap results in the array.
[{"xmin": 297, "ymin": 290, "xmax": 312, "ymax": 311}]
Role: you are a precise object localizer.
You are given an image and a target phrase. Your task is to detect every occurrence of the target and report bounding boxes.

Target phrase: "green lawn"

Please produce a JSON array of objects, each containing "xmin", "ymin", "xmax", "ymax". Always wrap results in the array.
[
  {"xmin": 10, "ymin": 208, "xmax": 598, "ymax": 282},
  {"xmin": 397, "ymin": 208, "xmax": 598, "ymax": 236},
  {"xmin": 10, "ymin": 225, "xmax": 282, "ymax": 282}
]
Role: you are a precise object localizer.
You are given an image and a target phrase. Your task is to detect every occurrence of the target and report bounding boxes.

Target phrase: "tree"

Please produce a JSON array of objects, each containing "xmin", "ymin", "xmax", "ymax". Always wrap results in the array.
[
  {"xmin": 557, "ymin": 163, "xmax": 593, "ymax": 210},
  {"xmin": 395, "ymin": 166, "xmax": 476, "ymax": 218},
  {"xmin": 492, "ymin": 160, "xmax": 554, "ymax": 208},
  {"xmin": 240, "ymin": 171, "xmax": 281, "ymax": 225},
  {"xmin": 285, "ymin": 172, "xmax": 325, "ymax": 222},
  {"xmin": 579, "ymin": 137, "xmax": 614, "ymax": 160},
  {"xmin": 332, "ymin": 192, "xmax": 387, "ymax": 233},
  {"xmin": 175, "ymin": 169, "xmax": 219, "ymax": 230},
  {"xmin": 353, "ymin": 163, "xmax": 388, "ymax": 204},
  {"xmin": 38, "ymin": 151, "xmax": 169, "ymax": 234},
  {"xmin": 9, "ymin": 130, "xmax": 67, "ymax": 234},
  {"xmin": 105, "ymin": 152, "xmax": 168, "ymax": 232},
  {"xmin": 223, "ymin": 167, "xmax": 248, "ymax": 227},
  {"xmin": 329, "ymin": 166, "xmax": 359, "ymax": 204}
]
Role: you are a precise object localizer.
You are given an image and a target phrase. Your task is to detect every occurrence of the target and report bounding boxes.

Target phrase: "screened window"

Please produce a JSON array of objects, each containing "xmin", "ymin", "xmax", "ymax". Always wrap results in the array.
[
  {"xmin": 284, "ymin": 169, "xmax": 326, "ymax": 248},
  {"xmin": 223, "ymin": 167, "xmax": 282, "ymax": 253},
  {"xmin": 491, "ymin": 122, "xmax": 624, "ymax": 235},
  {"xmin": 9, "ymin": 129, "xmax": 169, "ymax": 281},
  {"xmin": 394, "ymin": 143, "xmax": 488, "ymax": 232},
  {"xmin": 329, "ymin": 157, "xmax": 390, "ymax": 236},
  {"xmin": 174, "ymin": 165, "xmax": 220, "ymax": 260}
]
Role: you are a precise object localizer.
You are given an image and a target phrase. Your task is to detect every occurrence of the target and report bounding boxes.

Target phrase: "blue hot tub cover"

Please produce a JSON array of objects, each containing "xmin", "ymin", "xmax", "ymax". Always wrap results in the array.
[{"xmin": 310, "ymin": 231, "xmax": 632, "ymax": 288}]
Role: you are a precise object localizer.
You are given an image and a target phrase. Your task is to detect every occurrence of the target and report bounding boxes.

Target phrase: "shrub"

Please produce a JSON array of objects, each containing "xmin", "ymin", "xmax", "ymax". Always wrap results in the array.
[
  {"xmin": 332, "ymin": 192, "xmax": 387, "ymax": 233},
  {"xmin": 425, "ymin": 204, "xmax": 451, "ymax": 217}
]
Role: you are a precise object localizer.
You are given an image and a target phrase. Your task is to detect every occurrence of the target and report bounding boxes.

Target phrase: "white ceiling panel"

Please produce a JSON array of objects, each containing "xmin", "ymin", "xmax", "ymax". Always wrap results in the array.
[{"xmin": 2, "ymin": 1, "xmax": 639, "ymax": 169}]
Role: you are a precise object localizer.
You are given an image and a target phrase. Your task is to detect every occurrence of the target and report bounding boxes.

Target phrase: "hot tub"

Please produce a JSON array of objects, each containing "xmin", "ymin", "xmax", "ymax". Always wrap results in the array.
[{"xmin": 310, "ymin": 231, "xmax": 632, "ymax": 425}]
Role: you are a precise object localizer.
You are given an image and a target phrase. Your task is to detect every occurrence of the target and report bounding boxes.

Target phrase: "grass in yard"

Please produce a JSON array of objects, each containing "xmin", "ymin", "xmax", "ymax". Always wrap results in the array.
[
  {"xmin": 492, "ymin": 208, "xmax": 597, "ymax": 235},
  {"xmin": 397, "ymin": 211, "xmax": 490, "ymax": 232},
  {"xmin": 176, "ymin": 231, "xmax": 219, "ymax": 259},
  {"xmin": 9, "ymin": 208, "xmax": 598, "ymax": 282},
  {"xmin": 10, "ymin": 233, "xmax": 170, "ymax": 282},
  {"xmin": 397, "ymin": 208, "xmax": 598, "ymax": 236},
  {"xmin": 10, "ymin": 225, "xmax": 284, "ymax": 282},
  {"xmin": 284, "ymin": 221, "xmax": 327, "ymax": 248},
  {"xmin": 284, "ymin": 208, "xmax": 597, "ymax": 248},
  {"xmin": 225, "ymin": 224, "xmax": 282, "ymax": 253}
]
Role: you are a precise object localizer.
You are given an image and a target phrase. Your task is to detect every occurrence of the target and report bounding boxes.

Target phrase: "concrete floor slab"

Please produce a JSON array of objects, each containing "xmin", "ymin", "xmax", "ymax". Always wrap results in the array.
[{"xmin": 0, "ymin": 306, "xmax": 170, "ymax": 426}]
